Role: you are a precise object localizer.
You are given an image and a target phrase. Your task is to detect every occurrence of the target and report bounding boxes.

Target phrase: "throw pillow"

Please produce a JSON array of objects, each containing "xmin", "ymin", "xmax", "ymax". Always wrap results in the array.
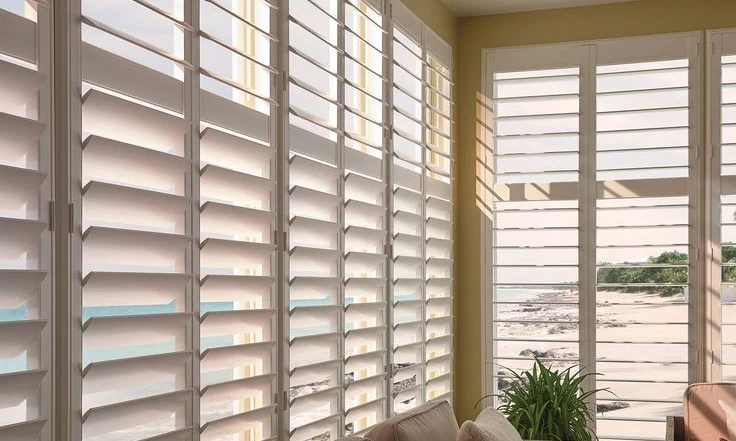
[
  {"xmin": 719, "ymin": 400, "xmax": 736, "ymax": 441},
  {"xmin": 457, "ymin": 408, "xmax": 523, "ymax": 441}
]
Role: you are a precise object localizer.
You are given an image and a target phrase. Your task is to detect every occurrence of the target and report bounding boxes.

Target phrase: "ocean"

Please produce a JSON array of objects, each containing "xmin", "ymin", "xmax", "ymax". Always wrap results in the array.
[{"xmin": 0, "ymin": 297, "xmax": 383, "ymax": 373}]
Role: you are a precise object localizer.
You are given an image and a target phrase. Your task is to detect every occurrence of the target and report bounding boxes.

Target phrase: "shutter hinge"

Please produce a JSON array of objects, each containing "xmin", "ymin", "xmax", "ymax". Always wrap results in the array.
[
  {"xmin": 283, "ymin": 390, "xmax": 288, "ymax": 410},
  {"xmin": 69, "ymin": 203, "xmax": 75, "ymax": 234},
  {"xmin": 48, "ymin": 201, "xmax": 55, "ymax": 232},
  {"xmin": 282, "ymin": 71, "xmax": 288, "ymax": 91},
  {"xmin": 283, "ymin": 231, "xmax": 288, "ymax": 249},
  {"xmin": 275, "ymin": 230, "xmax": 288, "ymax": 249}
]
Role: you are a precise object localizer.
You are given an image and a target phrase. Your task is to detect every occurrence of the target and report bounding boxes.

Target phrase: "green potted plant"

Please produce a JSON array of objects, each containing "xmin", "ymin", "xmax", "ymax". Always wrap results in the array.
[{"xmin": 478, "ymin": 358, "xmax": 608, "ymax": 441}]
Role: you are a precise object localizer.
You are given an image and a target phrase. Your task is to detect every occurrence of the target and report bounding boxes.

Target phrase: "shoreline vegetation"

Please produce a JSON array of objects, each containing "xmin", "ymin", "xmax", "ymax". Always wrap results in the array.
[{"xmin": 596, "ymin": 250, "xmax": 688, "ymax": 296}]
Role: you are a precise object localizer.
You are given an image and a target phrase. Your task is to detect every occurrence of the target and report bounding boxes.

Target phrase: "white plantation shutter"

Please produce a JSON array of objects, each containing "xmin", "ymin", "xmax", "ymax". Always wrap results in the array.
[
  {"xmin": 9, "ymin": 0, "xmax": 456, "ymax": 439},
  {"xmin": 423, "ymin": 31, "xmax": 453, "ymax": 404},
  {"xmin": 486, "ymin": 46, "xmax": 584, "ymax": 400},
  {"xmin": 712, "ymin": 30, "xmax": 736, "ymax": 383},
  {"xmin": 75, "ymin": 0, "xmax": 279, "ymax": 439},
  {"xmin": 484, "ymin": 35, "xmax": 699, "ymax": 441},
  {"xmin": 286, "ymin": 0, "xmax": 345, "ymax": 438},
  {"xmin": 197, "ymin": 0, "xmax": 278, "ymax": 440},
  {"xmin": 286, "ymin": 0, "xmax": 391, "ymax": 437},
  {"xmin": 389, "ymin": 2, "xmax": 426, "ymax": 414},
  {"xmin": 594, "ymin": 36, "xmax": 697, "ymax": 441},
  {"xmin": 342, "ymin": 0, "xmax": 389, "ymax": 435},
  {"xmin": 76, "ymin": 0, "xmax": 194, "ymax": 438},
  {"xmin": 0, "ymin": 2, "xmax": 53, "ymax": 441}
]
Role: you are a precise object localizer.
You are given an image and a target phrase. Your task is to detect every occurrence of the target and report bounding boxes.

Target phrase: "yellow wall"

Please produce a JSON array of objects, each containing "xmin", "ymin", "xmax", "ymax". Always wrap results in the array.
[
  {"xmin": 401, "ymin": 0, "xmax": 457, "ymax": 46},
  {"xmin": 455, "ymin": 0, "xmax": 736, "ymax": 424}
]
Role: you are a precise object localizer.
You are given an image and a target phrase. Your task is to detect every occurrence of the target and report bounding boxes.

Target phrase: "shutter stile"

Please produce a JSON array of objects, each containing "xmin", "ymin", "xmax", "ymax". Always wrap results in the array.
[{"xmin": 718, "ymin": 31, "xmax": 736, "ymax": 383}]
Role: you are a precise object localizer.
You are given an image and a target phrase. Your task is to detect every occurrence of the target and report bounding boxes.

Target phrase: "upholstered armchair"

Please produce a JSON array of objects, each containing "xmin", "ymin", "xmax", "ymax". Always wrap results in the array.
[{"xmin": 666, "ymin": 383, "xmax": 736, "ymax": 441}]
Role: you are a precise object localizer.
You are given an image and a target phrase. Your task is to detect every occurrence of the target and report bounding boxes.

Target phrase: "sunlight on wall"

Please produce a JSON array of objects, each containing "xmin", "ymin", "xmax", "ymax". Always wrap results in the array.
[{"xmin": 475, "ymin": 91, "xmax": 494, "ymax": 220}]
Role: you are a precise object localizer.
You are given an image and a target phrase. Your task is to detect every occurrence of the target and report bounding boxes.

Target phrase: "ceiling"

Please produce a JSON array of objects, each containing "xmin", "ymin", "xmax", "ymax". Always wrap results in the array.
[{"xmin": 441, "ymin": 0, "xmax": 643, "ymax": 17}]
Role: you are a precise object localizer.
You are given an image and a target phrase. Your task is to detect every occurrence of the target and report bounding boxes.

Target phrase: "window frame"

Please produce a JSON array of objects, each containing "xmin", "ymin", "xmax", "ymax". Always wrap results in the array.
[
  {"xmin": 25, "ymin": 0, "xmax": 456, "ymax": 440},
  {"xmin": 706, "ymin": 28, "xmax": 736, "ymax": 383},
  {"xmin": 480, "ymin": 31, "xmax": 705, "ymax": 438}
]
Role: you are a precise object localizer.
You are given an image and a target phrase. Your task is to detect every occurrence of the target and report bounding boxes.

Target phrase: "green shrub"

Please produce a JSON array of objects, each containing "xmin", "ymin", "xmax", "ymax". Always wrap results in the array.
[{"xmin": 479, "ymin": 359, "xmax": 607, "ymax": 441}]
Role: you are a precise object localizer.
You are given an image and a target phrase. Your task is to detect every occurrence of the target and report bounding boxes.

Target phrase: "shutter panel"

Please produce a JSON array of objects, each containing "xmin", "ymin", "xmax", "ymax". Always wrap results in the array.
[
  {"xmin": 78, "ymin": 1, "xmax": 194, "ymax": 439},
  {"xmin": 287, "ymin": 0, "xmax": 389, "ymax": 437},
  {"xmin": 423, "ymin": 30, "xmax": 453, "ymax": 404},
  {"xmin": 486, "ymin": 47, "xmax": 583, "ymax": 406},
  {"xmin": 717, "ymin": 30, "xmax": 736, "ymax": 383},
  {"xmin": 390, "ymin": 3, "xmax": 426, "ymax": 413},
  {"xmin": 594, "ymin": 36, "xmax": 696, "ymax": 441},
  {"xmin": 343, "ymin": 0, "xmax": 388, "ymax": 435},
  {"xmin": 287, "ymin": 0, "xmax": 343, "ymax": 438},
  {"xmin": 0, "ymin": 3, "xmax": 53, "ymax": 441},
  {"xmin": 486, "ymin": 36, "xmax": 697, "ymax": 441},
  {"xmin": 198, "ymin": 0, "xmax": 278, "ymax": 440}
]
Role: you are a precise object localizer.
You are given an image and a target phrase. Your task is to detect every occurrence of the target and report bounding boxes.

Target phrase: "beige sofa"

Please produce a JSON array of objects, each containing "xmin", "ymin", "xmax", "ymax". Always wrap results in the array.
[
  {"xmin": 339, "ymin": 400, "xmax": 459, "ymax": 441},
  {"xmin": 339, "ymin": 399, "xmax": 526, "ymax": 441}
]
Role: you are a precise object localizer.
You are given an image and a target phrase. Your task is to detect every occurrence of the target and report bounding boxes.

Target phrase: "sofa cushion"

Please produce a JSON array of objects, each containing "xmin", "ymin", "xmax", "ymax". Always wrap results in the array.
[
  {"xmin": 683, "ymin": 383, "xmax": 736, "ymax": 441},
  {"xmin": 457, "ymin": 407, "xmax": 523, "ymax": 441},
  {"xmin": 365, "ymin": 400, "xmax": 459, "ymax": 441}
]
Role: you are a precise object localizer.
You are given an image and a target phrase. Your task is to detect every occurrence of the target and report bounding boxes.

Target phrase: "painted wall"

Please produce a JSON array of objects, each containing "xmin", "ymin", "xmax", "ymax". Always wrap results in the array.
[
  {"xmin": 401, "ymin": 0, "xmax": 457, "ymax": 46},
  {"xmin": 455, "ymin": 0, "xmax": 736, "ymax": 424}
]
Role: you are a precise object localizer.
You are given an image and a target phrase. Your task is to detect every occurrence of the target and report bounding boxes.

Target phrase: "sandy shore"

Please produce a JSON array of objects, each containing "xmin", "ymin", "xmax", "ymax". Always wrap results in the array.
[{"xmin": 494, "ymin": 288, "xmax": 691, "ymax": 440}]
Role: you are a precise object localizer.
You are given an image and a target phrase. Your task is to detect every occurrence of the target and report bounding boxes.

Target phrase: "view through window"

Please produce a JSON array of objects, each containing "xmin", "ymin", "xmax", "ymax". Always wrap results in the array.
[{"xmin": 484, "ymin": 35, "xmax": 701, "ymax": 441}]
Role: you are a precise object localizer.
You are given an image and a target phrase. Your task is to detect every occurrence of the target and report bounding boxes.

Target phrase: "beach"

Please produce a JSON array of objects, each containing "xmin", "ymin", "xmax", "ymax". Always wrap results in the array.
[{"xmin": 493, "ymin": 287, "xmax": 696, "ymax": 440}]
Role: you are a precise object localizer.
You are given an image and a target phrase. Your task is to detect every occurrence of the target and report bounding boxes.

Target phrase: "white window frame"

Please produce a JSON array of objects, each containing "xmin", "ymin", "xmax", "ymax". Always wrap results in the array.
[
  {"xmin": 480, "ymin": 32, "xmax": 705, "ymax": 436},
  {"xmin": 706, "ymin": 27, "xmax": 736, "ymax": 383}
]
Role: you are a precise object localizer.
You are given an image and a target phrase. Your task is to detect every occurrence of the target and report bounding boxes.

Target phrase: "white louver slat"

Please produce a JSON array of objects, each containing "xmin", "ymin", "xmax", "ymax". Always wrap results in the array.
[{"xmin": 0, "ymin": 2, "xmax": 53, "ymax": 441}]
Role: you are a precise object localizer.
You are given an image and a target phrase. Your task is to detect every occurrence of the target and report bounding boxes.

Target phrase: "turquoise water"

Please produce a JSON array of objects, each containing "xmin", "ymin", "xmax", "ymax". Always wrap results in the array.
[{"xmin": 0, "ymin": 294, "xmax": 425, "ymax": 372}]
